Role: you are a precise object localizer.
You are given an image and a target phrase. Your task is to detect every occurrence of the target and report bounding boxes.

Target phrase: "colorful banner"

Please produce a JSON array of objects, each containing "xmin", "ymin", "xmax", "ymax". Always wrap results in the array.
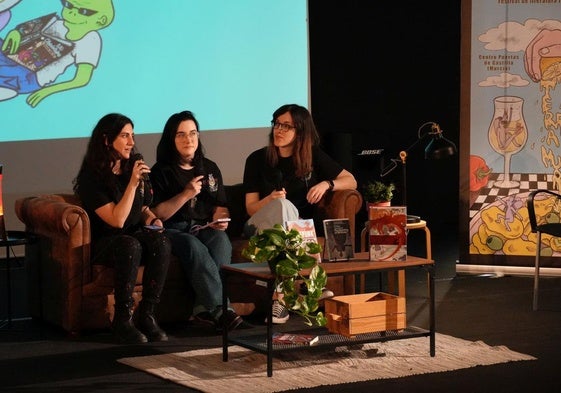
[{"xmin": 464, "ymin": 0, "xmax": 561, "ymax": 267}]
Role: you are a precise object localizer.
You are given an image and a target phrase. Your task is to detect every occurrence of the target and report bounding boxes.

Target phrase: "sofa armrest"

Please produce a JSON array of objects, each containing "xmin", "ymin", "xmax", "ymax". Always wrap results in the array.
[
  {"xmin": 316, "ymin": 189, "xmax": 363, "ymax": 248},
  {"xmin": 14, "ymin": 194, "xmax": 92, "ymax": 288},
  {"xmin": 16, "ymin": 194, "xmax": 88, "ymax": 236}
]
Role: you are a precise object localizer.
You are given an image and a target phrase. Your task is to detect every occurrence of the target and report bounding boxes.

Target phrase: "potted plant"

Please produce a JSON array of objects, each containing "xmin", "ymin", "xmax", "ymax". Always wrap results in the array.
[
  {"xmin": 241, "ymin": 224, "xmax": 328, "ymax": 326},
  {"xmin": 363, "ymin": 181, "xmax": 396, "ymax": 206}
]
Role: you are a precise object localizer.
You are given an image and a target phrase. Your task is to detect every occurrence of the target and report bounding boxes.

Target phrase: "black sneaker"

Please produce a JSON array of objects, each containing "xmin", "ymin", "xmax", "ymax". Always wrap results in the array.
[
  {"xmin": 265, "ymin": 300, "xmax": 290, "ymax": 324},
  {"xmin": 218, "ymin": 309, "xmax": 243, "ymax": 332}
]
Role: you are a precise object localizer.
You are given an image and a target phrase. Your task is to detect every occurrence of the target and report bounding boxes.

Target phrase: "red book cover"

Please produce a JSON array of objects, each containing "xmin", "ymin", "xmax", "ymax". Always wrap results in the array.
[
  {"xmin": 368, "ymin": 206, "xmax": 407, "ymax": 261},
  {"xmin": 272, "ymin": 332, "xmax": 319, "ymax": 346}
]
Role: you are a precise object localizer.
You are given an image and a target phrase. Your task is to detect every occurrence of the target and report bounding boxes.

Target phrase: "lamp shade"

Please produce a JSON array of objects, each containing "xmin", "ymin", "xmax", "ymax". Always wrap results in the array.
[{"xmin": 424, "ymin": 133, "xmax": 457, "ymax": 160}]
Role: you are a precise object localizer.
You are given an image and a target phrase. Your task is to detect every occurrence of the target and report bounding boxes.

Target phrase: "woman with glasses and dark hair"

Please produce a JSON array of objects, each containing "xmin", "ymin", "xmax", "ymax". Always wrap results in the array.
[
  {"xmin": 242, "ymin": 104, "xmax": 357, "ymax": 323},
  {"xmin": 150, "ymin": 110, "xmax": 243, "ymax": 332},
  {"xmin": 73, "ymin": 113, "xmax": 171, "ymax": 344}
]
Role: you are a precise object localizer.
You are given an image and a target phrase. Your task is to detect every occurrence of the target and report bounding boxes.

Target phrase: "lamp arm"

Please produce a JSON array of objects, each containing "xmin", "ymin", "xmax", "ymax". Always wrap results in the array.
[{"xmin": 380, "ymin": 130, "xmax": 431, "ymax": 178}]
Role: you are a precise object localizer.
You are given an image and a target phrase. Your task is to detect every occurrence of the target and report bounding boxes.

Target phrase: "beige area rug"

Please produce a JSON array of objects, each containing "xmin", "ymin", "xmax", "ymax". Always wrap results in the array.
[{"xmin": 117, "ymin": 333, "xmax": 536, "ymax": 393}]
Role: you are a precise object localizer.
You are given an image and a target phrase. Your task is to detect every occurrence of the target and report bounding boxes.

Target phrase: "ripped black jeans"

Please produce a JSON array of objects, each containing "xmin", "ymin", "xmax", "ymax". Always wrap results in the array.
[{"xmin": 92, "ymin": 229, "xmax": 171, "ymax": 309}]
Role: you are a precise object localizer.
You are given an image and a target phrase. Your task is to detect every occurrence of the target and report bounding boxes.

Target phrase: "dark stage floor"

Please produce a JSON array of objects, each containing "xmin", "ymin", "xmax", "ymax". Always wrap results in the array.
[{"xmin": 1, "ymin": 226, "xmax": 560, "ymax": 392}]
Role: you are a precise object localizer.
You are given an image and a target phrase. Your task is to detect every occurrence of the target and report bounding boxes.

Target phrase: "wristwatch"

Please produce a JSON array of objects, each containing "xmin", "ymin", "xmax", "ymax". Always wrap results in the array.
[{"xmin": 327, "ymin": 180, "xmax": 335, "ymax": 191}]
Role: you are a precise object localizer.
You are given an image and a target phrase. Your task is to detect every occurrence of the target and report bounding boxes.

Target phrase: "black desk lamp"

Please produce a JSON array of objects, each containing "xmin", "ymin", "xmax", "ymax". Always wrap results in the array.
[{"xmin": 381, "ymin": 121, "xmax": 457, "ymax": 223}]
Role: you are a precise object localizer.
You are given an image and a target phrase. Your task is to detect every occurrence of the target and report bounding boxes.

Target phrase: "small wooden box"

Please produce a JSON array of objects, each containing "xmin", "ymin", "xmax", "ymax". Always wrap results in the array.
[{"xmin": 324, "ymin": 292, "xmax": 406, "ymax": 337}]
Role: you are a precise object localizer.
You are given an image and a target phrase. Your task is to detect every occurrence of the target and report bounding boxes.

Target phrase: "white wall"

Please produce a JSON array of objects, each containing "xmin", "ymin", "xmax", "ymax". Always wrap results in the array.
[{"xmin": 0, "ymin": 128, "xmax": 269, "ymax": 232}]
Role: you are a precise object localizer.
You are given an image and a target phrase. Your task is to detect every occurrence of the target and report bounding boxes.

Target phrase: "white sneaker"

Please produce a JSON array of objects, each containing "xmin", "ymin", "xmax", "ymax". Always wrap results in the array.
[
  {"xmin": 265, "ymin": 300, "xmax": 290, "ymax": 324},
  {"xmin": 299, "ymin": 283, "xmax": 335, "ymax": 300},
  {"xmin": 320, "ymin": 288, "xmax": 334, "ymax": 300}
]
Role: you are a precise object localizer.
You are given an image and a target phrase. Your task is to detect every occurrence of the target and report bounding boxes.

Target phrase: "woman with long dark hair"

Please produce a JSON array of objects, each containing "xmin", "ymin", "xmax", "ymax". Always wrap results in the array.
[
  {"xmin": 243, "ymin": 104, "xmax": 357, "ymax": 323},
  {"xmin": 150, "ymin": 110, "xmax": 243, "ymax": 332},
  {"xmin": 73, "ymin": 113, "xmax": 171, "ymax": 344}
]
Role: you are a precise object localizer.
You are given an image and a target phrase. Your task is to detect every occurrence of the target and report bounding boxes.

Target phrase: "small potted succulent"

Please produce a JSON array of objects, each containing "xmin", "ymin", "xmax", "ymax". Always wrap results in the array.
[{"xmin": 242, "ymin": 224, "xmax": 328, "ymax": 326}]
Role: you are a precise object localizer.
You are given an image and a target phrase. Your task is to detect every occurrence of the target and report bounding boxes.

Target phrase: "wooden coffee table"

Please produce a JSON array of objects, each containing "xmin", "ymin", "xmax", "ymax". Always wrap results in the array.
[{"xmin": 221, "ymin": 252, "xmax": 435, "ymax": 377}]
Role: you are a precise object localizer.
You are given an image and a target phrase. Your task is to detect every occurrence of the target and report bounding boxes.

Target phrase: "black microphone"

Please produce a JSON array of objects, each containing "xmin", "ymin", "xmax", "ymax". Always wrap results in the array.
[
  {"xmin": 273, "ymin": 168, "xmax": 283, "ymax": 191},
  {"xmin": 191, "ymin": 159, "xmax": 205, "ymax": 208},
  {"xmin": 131, "ymin": 153, "xmax": 150, "ymax": 197},
  {"xmin": 193, "ymin": 160, "xmax": 206, "ymax": 181}
]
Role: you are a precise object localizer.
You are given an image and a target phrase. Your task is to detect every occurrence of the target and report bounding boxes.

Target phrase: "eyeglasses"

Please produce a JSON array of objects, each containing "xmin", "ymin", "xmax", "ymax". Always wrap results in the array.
[
  {"xmin": 175, "ymin": 130, "xmax": 199, "ymax": 139},
  {"xmin": 61, "ymin": 0, "xmax": 98, "ymax": 16},
  {"xmin": 271, "ymin": 121, "xmax": 295, "ymax": 132}
]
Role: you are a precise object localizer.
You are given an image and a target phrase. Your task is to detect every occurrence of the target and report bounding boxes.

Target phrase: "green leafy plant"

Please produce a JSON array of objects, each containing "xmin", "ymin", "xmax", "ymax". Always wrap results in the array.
[
  {"xmin": 363, "ymin": 181, "xmax": 396, "ymax": 204},
  {"xmin": 241, "ymin": 224, "xmax": 328, "ymax": 326}
]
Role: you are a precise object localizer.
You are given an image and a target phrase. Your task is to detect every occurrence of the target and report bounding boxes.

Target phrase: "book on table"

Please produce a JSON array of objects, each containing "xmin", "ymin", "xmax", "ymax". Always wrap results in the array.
[
  {"xmin": 322, "ymin": 218, "xmax": 354, "ymax": 261},
  {"xmin": 368, "ymin": 205, "xmax": 407, "ymax": 261},
  {"xmin": 272, "ymin": 332, "xmax": 319, "ymax": 346},
  {"xmin": 285, "ymin": 218, "xmax": 321, "ymax": 262}
]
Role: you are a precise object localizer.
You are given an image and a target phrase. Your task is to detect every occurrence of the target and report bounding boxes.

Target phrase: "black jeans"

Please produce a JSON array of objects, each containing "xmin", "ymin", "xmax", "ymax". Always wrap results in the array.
[{"xmin": 93, "ymin": 230, "xmax": 171, "ymax": 308}]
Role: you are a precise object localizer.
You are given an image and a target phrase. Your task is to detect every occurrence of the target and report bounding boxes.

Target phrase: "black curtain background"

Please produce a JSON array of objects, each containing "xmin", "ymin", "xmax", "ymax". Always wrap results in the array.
[{"xmin": 308, "ymin": 1, "xmax": 461, "ymax": 237}]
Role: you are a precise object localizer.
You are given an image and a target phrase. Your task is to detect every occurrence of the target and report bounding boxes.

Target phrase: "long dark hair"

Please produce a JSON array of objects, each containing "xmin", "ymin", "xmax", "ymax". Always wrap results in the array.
[
  {"xmin": 73, "ymin": 113, "xmax": 139, "ymax": 194},
  {"xmin": 156, "ymin": 110, "xmax": 205, "ymax": 166},
  {"xmin": 266, "ymin": 104, "xmax": 319, "ymax": 178}
]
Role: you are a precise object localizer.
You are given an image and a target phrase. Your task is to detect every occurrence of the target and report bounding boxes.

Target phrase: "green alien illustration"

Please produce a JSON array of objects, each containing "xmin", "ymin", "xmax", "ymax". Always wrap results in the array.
[{"xmin": 0, "ymin": 0, "xmax": 114, "ymax": 107}]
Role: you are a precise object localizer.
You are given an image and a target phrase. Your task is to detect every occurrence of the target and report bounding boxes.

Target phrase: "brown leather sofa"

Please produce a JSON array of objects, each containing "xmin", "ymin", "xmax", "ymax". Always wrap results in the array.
[{"xmin": 15, "ymin": 185, "xmax": 362, "ymax": 335}]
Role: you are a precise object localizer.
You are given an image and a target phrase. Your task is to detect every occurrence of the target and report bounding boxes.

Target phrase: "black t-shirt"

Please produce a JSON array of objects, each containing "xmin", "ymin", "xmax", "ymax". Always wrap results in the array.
[
  {"xmin": 243, "ymin": 146, "xmax": 343, "ymax": 219},
  {"xmin": 150, "ymin": 158, "xmax": 227, "ymax": 225},
  {"xmin": 77, "ymin": 168, "xmax": 151, "ymax": 240}
]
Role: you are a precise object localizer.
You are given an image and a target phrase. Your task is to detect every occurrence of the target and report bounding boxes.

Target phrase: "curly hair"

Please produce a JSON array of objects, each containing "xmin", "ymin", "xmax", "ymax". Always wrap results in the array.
[{"xmin": 73, "ymin": 113, "xmax": 139, "ymax": 194}]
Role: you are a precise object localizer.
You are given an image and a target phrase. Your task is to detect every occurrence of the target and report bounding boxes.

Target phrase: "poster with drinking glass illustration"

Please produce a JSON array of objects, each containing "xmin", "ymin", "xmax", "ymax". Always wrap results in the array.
[{"xmin": 465, "ymin": 1, "xmax": 561, "ymax": 268}]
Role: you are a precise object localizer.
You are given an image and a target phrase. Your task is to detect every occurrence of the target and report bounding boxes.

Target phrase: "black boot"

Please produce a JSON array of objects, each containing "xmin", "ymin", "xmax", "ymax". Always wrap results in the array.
[
  {"xmin": 137, "ymin": 301, "xmax": 168, "ymax": 342},
  {"xmin": 112, "ymin": 305, "xmax": 148, "ymax": 344},
  {"xmin": 137, "ymin": 233, "xmax": 171, "ymax": 342}
]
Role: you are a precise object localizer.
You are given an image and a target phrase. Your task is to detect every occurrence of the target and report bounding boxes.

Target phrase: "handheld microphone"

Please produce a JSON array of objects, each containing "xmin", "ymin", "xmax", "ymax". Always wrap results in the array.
[
  {"xmin": 191, "ymin": 159, "xmax": 205, "ymax": 208},
  {"xmin": 273, "ymin": 168, "xmax": 283, "ymax": 191},
  {"xmin": 193, "ymin": 160, "xmax": 206, "ymax": 182},
  {"xmin": 131, "ymin": 153, "xmax": 150, "ymax": 198}
]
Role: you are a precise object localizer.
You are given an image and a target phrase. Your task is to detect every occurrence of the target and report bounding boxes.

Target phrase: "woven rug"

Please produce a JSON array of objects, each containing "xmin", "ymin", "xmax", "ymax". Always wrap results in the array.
[{"xmin": 117, "ymin": 333, "xmax": 535, "ymax": 393}]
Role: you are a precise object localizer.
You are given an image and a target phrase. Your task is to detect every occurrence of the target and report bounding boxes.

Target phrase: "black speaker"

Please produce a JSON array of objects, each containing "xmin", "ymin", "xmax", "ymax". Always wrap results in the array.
[{"xmin": 352, "ymin": 149, "xmax": 385, "ymax": 191}]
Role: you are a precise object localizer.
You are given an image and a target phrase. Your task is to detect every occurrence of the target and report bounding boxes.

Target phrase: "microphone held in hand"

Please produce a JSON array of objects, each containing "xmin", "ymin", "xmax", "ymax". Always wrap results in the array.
[
  {"xmin": 131, "ymin": 153, "xmax": 148, "ymax": 181},
  {"xmin": 191, "ymin": 160, "xmax": 206, "ymax": 208},
  {"xmin": 193, "ymin": 159, "xmax": 206, "ymax": 184},
  {"xmin": 131, "ymin": 153, "xmax": 151, "ymax": 198},
  {"xmin": 273, "ymin": 169, "xmax": 283, "ymax": 191}
]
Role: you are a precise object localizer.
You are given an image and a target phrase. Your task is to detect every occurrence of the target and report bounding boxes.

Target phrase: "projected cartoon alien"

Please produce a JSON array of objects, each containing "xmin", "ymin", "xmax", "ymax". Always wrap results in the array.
[
  {"xmin": 0, "ymin": 0, "xmax": 21, "ymax": 31},
  {"xmin": 0, "ymin": 0, "xmax": 114, "ymax": 107}
]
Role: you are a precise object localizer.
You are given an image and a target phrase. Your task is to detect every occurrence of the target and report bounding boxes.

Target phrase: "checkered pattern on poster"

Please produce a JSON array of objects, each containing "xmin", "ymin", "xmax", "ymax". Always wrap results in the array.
[{"xmin": 470, "ymin": 173, "xmax": 553, "ymax": 219}]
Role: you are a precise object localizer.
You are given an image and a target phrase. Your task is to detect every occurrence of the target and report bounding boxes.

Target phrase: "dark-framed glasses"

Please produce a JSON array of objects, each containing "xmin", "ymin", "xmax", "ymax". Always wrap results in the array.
[{"xmin": 271, "ymin": 121, "xmax": 295, "ymax": 132}]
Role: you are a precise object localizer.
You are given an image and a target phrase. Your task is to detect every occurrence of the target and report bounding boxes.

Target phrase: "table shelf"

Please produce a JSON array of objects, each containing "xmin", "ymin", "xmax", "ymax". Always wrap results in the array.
[
  {"xmin": 221, "ymin": 253, "xmax": 435, "ymax": 377},
  {"xmin": 229, "ymin": 325, "xmax": 430, "ymax": 354}
]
